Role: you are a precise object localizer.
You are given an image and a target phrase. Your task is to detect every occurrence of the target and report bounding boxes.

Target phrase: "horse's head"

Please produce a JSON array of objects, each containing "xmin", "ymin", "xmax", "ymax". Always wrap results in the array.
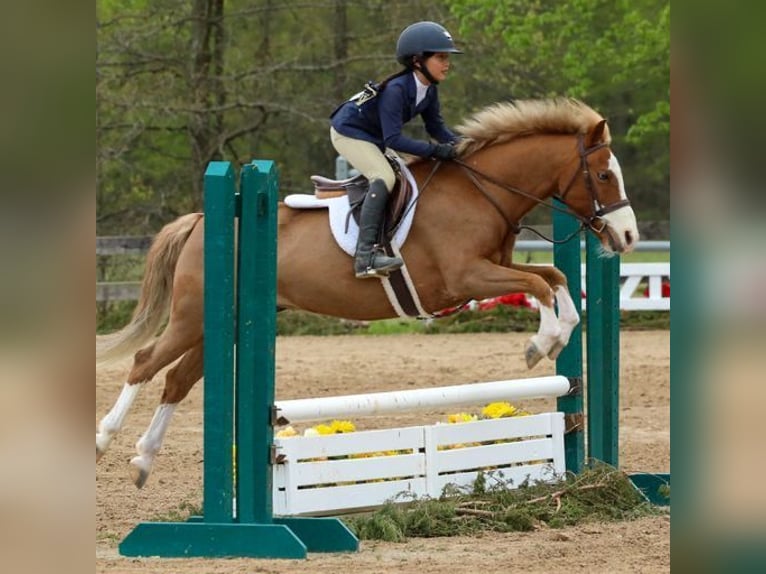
[{"xmin": 558, "ymin": 120, "xmax": 639, "ymax": 254}]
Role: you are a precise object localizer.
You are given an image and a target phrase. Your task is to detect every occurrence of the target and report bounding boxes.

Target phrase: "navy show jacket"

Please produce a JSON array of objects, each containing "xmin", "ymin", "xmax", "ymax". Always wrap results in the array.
[{"xmin": 330, "ymin": 72, "xmax": 457, "ymax": 157}]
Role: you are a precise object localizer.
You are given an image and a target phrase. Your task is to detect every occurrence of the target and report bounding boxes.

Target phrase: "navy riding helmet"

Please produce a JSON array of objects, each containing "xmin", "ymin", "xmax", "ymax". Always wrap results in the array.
[{"xmin": 395, "ymin": 21, "xmax": 463, "ymax": 68}]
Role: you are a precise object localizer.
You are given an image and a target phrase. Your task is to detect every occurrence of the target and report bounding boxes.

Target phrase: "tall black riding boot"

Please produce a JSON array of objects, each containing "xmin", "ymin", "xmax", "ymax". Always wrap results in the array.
[{"xmin": 354, "ymin": 179, "xmax": 403, "ymax": 278}]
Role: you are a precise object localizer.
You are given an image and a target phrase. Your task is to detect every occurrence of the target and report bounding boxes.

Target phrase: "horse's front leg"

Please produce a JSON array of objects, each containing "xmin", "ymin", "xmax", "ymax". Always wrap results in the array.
[
  {"xmin": 458, "ymin": 260, "xmax": 561, "ymax": 369},
  {"xmin": 551, "ymin": 284, "xmax": 580, "ymax": 357},
  {"xmin": 509, "ymin": 263, "xmax": 580, "ymax": 360}
]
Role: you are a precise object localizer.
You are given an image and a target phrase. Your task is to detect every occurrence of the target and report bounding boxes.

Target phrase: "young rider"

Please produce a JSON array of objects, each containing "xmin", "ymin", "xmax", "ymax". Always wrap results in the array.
[{"xmin": 330, "ymin": 21, "xmax": 463, "ymax": 279}]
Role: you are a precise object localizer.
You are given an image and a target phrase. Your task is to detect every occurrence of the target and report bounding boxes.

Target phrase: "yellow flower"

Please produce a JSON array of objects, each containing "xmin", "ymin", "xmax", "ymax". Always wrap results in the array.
[
  {"xmin": 275, "ymin": 426, "xmax": 298, "ymax": 438},
  {"xmin": 329, "ymin": 420, "xmax": 356, "ymax": 433},
  {"xmin": 314, "ymin": 424, "xmax": 334, "ymax": 435},
  {"xmin": 303, "ymin": 428, "xmax": 319, "ymax": 437},
  {"xmin": 482, "ymin": 401, "xmax": 518, "ymax": 419},
  {"xmin": 447, "ymin": 412, "xmax": 477, "ymax": 423}
]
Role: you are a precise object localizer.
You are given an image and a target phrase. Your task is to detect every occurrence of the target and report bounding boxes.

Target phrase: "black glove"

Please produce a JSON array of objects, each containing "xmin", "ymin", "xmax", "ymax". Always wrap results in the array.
[{"xmin": 431, "ymin": 142, "xmax": 458, "ymax": 160}]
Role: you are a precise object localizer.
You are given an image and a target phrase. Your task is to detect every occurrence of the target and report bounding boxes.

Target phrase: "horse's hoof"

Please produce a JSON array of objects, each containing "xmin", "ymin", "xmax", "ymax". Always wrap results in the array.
[
  {"xmin": 548, "ymin": 341, "xmax": 566, "ymax": 360},
  {"xmin": 525, "ymin": 342, "xmax": 544, "ymax": 369},
  {"xmin": 96, "ymin": 434, "xmax": 108, "ymax": 462},
  {"xmin": 129, "ymin": 458, "xmax": 151, "ymax": 489}
]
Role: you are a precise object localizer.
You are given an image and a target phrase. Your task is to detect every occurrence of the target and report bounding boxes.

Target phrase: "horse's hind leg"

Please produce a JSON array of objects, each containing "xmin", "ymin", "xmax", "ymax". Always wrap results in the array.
[
  {"xmin": 130, "ymin": 342, "xmax": 203, "ymax": 488},
  {"xmin": 96, "ymin": 380, "xmax": 142, "ymax": 461},
  {"xmin": 96, "ymin": 321, "xmax": 202, "ymax": 462}
]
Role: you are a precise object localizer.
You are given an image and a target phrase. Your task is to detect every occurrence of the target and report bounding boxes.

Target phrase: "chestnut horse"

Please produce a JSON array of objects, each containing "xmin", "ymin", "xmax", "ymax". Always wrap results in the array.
[{"xmin": 96, "ymin": 99, "xmax": 638, "ymax": 487}]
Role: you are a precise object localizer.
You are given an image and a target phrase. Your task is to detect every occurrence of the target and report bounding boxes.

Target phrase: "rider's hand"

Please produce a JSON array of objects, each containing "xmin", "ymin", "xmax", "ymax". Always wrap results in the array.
[{"xmin": 431, "ymin": 143, "xmax": 458, "ymax": 160}]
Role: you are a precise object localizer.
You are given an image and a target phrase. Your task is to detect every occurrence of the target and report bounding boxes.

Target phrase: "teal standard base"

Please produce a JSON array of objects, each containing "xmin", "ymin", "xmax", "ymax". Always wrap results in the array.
[
  {"xmin": 274, "ymin": 517, "xmax": 359, "ymax": 552},
  {"xmin": 629, "ymin": 472, "xmax": 670, "ymax": 506},
  {"xmin": 119, "ymin": 517, "xmax": 358, "ymax": 558}
]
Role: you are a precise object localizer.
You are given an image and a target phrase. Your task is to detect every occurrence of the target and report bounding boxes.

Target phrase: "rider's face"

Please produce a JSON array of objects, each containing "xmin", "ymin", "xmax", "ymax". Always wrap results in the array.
[{"xmin": 420, "ymin": 52, "xmax": 451, "ymax": 84}]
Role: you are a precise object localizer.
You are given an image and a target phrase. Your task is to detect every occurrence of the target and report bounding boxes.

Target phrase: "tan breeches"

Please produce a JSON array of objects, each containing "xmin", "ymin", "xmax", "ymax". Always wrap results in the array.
[{"xmin": 330, "ymin": 127, "xmax": 396, "ymax": 191}]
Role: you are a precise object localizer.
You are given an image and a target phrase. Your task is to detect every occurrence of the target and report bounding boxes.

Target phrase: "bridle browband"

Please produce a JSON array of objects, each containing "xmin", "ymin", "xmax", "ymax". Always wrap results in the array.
[{"xmin": 450, "ymin": 134, "xmax": 631, "ymax": 241}]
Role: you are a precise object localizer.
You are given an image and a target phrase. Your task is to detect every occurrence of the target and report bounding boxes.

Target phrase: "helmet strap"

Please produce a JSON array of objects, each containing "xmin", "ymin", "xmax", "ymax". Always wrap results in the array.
[{"xmin": 414, "ymin": 55, "xmax": 439, "ymax": 85}]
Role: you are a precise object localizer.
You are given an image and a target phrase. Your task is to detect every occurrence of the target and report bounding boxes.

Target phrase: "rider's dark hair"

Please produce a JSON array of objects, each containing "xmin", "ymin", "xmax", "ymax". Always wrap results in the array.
[{"xmin": 376, "ymin": 68, "xmax": 411, "ymax": 91}]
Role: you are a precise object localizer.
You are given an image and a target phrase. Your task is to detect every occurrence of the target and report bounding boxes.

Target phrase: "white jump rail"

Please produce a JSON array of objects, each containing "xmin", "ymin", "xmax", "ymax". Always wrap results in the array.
[
  {"xmin": 272, "ymin": 376, "xmax": 571, "ymax": 516},
  {"xmin": 275, "ymin": 376, "xmax": 571, "ymax": 423}
]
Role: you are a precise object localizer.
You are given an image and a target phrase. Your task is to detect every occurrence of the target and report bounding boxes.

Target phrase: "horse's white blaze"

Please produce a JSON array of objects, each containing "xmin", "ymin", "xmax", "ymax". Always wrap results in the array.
[
  {"xmin": 96, "ymin": 382, "xmax": 143, "ymax": 454},
  {"xmin": 131, "ymin": 403, "xmax": 177, "ymax": 475},
  {"xmin": 608, "ymin": 152, "xmax": 628, "ymax": 200},
  {"xmin": 601, "ymin": 153, "xmax": 639, "ymax": 252}
]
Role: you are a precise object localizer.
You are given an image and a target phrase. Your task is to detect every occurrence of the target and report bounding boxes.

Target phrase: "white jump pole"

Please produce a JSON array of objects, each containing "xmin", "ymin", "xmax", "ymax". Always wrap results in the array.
[{"xmin": 276, "ymin": 375, "xmax": 571, "ymax": 424}]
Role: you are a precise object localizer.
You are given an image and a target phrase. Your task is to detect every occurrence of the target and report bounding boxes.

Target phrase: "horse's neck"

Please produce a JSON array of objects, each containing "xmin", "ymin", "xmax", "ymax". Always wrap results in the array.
[
  {"xmin": 460, "ymin": 136, "xmax": 570, "ymax": 223},
  {"xmin": 505, "ymin": 135, "xmax": 570, "ymax": 191}
]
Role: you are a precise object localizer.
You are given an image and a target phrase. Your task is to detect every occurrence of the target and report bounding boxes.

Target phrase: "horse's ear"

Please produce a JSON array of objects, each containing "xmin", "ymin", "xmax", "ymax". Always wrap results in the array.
[{"xmin": 586, "ymin": 120, "xmax": 608, "ymax": 147}]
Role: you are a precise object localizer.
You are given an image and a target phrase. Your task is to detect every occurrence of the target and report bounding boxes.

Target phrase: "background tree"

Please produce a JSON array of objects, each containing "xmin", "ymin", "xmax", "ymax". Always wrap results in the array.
[
  {"xmin": 96, "ymin": 0, "xmax": 669, "ymax": 234},
  {"xmin": 97, "ymin": 0, "xmax": 454, "ymax": 234},
  {"xmin": 445, "ymin": 0, "xmax": 670, "ymax": 219}
]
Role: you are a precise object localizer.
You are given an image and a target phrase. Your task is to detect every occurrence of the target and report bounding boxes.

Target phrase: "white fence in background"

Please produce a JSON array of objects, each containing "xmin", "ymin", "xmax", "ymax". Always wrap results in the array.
[{"xmin": 581, "ymin": 262, "xmax": 670, "ymax": 311}]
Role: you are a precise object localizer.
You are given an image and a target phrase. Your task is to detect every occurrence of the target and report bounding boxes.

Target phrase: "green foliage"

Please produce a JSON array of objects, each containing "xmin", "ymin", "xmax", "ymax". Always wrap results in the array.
[
  {"xmin": 521, "ymin": 249, "xmax": 670, "ymax": 265},
  {"xmin": 97, "ymin": 0, "xmax": 454, "ymax": 235},
  {"xmin": 366, "ymin": 318, "xmax": 426, "ymax": 335},
  {"xmin": 278, "ymin": 306, "xmax": 542, "ymax": 336},
  {"xmin": 444, "ymin": 0, "xmax": 670, "ymax": 220},
  {"xmin": 97, "ymin": 0, "xmax": 669, "ymax": 236},
  {"xmin": 98, "ymin": 301, "xmax": 138, "ymax": 333},
  {"xmin": 97, "ymin": 305, "xmax": 668, "ymax": 336},
  {"xmin": 344, "ymin": 465, "xmax": 662, "ymax": 541},
  {"xmin": 349, "ymin": 505, "xmax": 408, "ymax": 542},
  {"xmin": 618, "ymin": 310, "xmax": 669, "ymax": 330},
  {"xmin": 275, "ymin": 310, "xmax": 361, "ymax": 336},
  {"xmin": 425, "ymin": 306, "xmax": 540, "ymax": 334},
  {"xmin": 446, "ymin": 0, "xmax": 669, "ymax": 142}
]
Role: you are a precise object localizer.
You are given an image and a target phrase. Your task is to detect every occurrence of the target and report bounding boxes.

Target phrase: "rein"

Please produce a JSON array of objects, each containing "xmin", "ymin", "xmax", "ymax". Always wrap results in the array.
[{"xmin": 451, "ymin": 134, "xmax": 630, "ymax": 243}]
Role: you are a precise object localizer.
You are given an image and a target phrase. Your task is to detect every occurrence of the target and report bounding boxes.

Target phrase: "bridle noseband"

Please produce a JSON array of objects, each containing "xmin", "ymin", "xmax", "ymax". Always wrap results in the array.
[{"xmin": 450, "ymin": 134, "xmax": 631, "ymax": 240}]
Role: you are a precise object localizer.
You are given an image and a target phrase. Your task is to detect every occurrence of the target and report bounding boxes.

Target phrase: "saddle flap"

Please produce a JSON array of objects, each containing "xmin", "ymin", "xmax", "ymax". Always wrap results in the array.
[
  {"xmin": 347, "ymin": 175, "xmax": 412, "ymax": 242},
  {"xmin": 309, "ymin": 159, "xmax": 414, "ymax": 241}
]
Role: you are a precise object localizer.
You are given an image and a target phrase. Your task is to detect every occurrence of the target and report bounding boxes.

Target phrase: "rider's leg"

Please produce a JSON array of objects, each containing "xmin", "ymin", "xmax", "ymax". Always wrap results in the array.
[
  {"xmin": 330, "ymin": 128, "xmax": 403, "ymax": 278},
  {"xmin": 354, "ymin": 178, "xmax": 403, "ymax": 277}
]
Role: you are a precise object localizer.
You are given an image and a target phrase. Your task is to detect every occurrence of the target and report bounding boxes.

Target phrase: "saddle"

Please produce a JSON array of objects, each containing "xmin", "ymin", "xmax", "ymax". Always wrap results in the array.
[{"xmin": 309, "ymin": 158, "xmax": 413, "ymax": 241}]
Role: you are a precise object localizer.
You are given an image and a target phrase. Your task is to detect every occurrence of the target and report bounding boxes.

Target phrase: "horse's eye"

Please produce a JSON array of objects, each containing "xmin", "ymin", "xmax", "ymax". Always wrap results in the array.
[{"xmin": 597, "ymin": 171, "xmax": 609, "ymax": 182}]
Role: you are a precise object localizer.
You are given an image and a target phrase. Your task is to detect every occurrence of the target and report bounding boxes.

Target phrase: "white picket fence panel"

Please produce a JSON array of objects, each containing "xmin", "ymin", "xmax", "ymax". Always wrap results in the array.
[
  {"xmin": 580, "ymin": 262, "xmax": 670, "ymax": 311},
  {"xmin": 272, "ymin": 413, "xmax": 566, "ymax": 516}
]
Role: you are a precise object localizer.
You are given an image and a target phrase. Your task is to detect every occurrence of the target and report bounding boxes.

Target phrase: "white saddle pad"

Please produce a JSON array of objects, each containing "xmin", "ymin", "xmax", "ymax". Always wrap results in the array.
[{"xmin": 283, "ymin": 158, "xmax": 419, "ymax": 257}]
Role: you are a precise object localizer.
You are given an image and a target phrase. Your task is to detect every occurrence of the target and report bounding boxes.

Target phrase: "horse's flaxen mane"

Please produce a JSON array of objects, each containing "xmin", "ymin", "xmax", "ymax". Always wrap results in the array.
[{"xmin": 455, "ymin": 98, "xmax": 608, "ymax": 157}]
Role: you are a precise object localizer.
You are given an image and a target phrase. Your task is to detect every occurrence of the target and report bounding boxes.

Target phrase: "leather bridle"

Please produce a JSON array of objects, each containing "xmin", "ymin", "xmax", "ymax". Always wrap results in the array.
[
  {"xmin": 555, "ymin": 135, "xmax": 631, "ymax": 232},
  {"xmin": 450, "ymin": 134, "xmax": 631, "ymax": 238}
]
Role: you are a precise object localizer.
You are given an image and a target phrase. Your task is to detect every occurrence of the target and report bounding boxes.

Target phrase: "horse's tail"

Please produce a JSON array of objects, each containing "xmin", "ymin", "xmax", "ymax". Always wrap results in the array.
[{"xmin": 97, "ymin": 213, "xmax": 203, "ymax": 364}]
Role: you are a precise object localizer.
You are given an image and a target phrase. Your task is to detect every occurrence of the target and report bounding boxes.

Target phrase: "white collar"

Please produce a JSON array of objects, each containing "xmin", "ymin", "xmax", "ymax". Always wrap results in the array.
[{"xmin": 413, "ymin": 72, "xmax": 429, "ymax": 106}]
